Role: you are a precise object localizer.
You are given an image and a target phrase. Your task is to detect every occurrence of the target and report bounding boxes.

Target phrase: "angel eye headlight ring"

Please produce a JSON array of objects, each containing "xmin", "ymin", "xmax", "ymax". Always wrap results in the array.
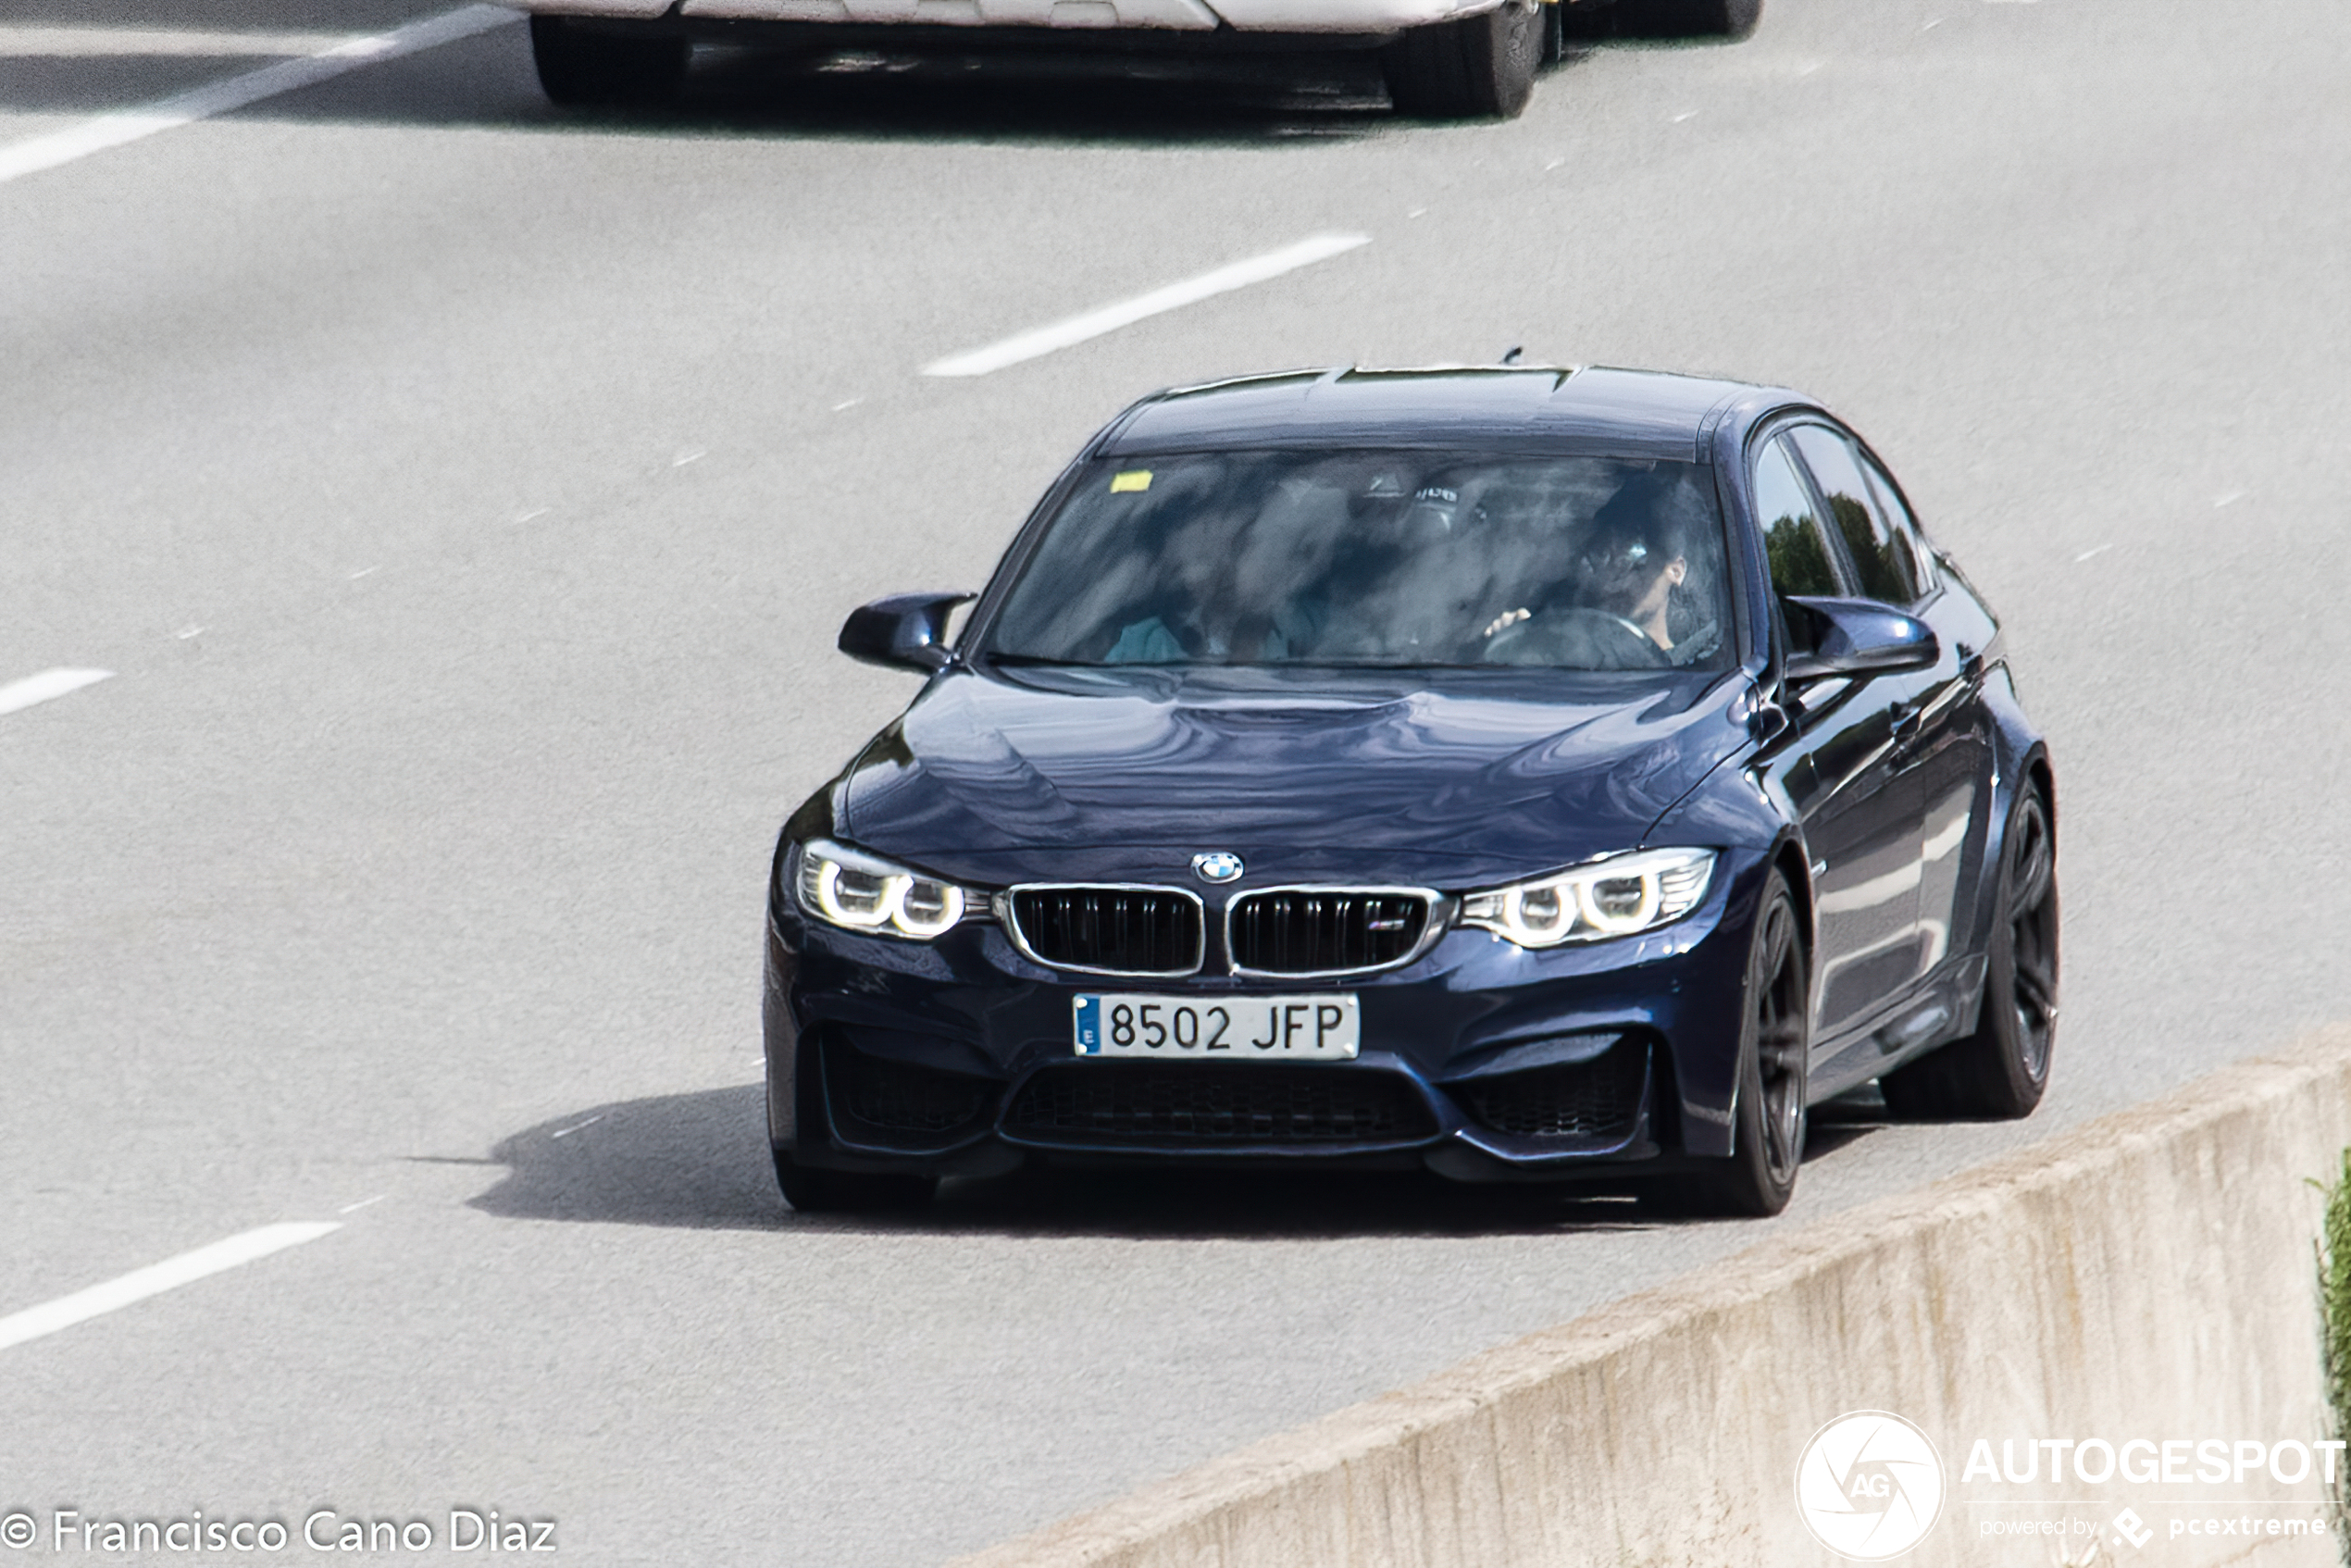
[
  {"xmin": 1459, "ymin": 848, "xmax": 1715, "ymax": 949},
  {"xmin": 794, "ymin": 838, "xmax": 968, "ymax": 940}
]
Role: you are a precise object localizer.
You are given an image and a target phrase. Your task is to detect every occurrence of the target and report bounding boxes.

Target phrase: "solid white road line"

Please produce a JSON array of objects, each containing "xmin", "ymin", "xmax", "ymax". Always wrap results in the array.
[
  {"xmin": 0, "ymin": 1223, "xmax": 341, "ymax": 1354},
  {"xmin": 0, "ymin": 4, "xmax": 518, "ymax": 188},
  {"xmin": 0, "ymin": 27, "xmax": 360, "ymax": 59},
  {"xmin": 0, "ymin": 667, "xmax": 113, "ymax": 717},
  {"xmin": 922, "ymin": 232, "xmax": 1373, "ymax": 379}
]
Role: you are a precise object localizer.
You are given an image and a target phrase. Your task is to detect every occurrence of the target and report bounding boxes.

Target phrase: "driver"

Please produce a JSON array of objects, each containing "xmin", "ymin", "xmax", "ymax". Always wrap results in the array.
[
  {"xmin": 1572, "ymin": 482, "xmax": 1691, "ymax": 654},
  {"xmin": 1480, "ymin": 471, "xmax": 1715, "ymax": 666}
]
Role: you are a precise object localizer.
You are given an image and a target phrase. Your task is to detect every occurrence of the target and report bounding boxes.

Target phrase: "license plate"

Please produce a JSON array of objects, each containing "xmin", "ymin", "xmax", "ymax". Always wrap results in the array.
[{"xmin": 1074, "ymin": 993, "xmax": 1360, "ymax": 1060}]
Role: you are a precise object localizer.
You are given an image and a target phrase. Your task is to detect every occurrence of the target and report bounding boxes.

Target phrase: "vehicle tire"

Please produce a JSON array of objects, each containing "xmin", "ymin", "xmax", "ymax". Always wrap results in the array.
[
  {"xmin": 1605, "ymin": 0, "xmax": 1761, "ymax": 38},
  {"xmin": 1539, "ymin": 0, "xmax": 1567, "ymax": 65},
  {"xmin": 1647, "ymin": 869, "xmax": 1809, "ymax": 1217},
  {"xmin": 772, "ymin": 1148, "xmax": 939, "ymax": 1213},
  {"xmin": 529, "ymin": 16, "xmax": 690, "ymax": 109},
  {"xmin": 1384, "ymin": 0, "xmax": 1546, "ymax": 120},
  {"xmin": 1881, "ymin": 783, "xmax": 2058, "ymax": 1121}
]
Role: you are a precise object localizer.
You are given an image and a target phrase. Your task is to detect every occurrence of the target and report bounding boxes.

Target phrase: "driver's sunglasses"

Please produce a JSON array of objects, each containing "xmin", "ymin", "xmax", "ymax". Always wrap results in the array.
[{"xmin": 1580, "ymin": 541, "xmax": 1654, "ymax": 572}]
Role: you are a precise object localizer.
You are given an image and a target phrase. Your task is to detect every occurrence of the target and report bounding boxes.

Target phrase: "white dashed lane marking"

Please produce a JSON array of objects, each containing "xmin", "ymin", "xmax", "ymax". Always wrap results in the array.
[
  {"xmin": 0, "ymin": 5, "xmax": 517, "ymax": 187},
  {"xmin": 922, "ymin": 233, "xmax": 1372, "ymax": 379},
  {"xmin": 0, "ymin": 667, "xmax": 113, "ymax": 717},
  {"xmin": 0, "ymin": 1224, "xmax": 342, "ymax": 1354}
]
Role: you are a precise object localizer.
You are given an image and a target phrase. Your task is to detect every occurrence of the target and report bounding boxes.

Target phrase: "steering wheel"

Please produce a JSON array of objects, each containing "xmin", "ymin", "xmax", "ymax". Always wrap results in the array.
[{"xmin": 1483, "ymin": 606, "xmax": 1670, "ymax": 670}]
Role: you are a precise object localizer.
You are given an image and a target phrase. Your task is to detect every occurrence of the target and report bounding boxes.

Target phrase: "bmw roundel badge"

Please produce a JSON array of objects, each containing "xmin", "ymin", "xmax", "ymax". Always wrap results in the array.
[{"xmin": 1191, "ymin": 852, "xmax": 1244, "ymax": 884}]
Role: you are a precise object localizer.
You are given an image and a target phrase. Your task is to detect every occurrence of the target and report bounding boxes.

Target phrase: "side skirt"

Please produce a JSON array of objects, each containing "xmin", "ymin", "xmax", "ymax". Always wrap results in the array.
[{"xmin": 1806, "ymin": 952, "xmax": 1988, "ymax": 1102}]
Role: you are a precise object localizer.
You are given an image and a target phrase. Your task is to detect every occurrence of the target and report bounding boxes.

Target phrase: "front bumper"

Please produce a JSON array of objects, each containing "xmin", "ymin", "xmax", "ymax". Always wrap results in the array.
[{"xmin": 763, "ymin": 847, "xmax": 1773, "ymax": 1182}]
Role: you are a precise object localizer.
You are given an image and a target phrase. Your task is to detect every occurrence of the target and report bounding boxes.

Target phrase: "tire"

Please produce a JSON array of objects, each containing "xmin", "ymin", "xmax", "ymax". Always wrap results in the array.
[
  {"xmin": 1602, "ymin": 0, "xmax": 1761, "ymax": 38},
  {"xmin": 772, "ymin": 1148, "xmax": 939, "ymax": 1213},
  {"xmin": 1647, "ymin": 869, "xmax": 1810, "ymax": 1217},
  {"xmin": 530, "ymin": 16, "xmax": 690, "ymax": 109},
  {"xmin": 1881, "ymin": 784, "xmax": 2058, "ymax": 1121},
  {"xmin": 1384, "ymin": 0, "xmax": 1546, "ymax": 120},
  {"xmin": 1540, "ymin": 0, "xmax": 1567, "ymax": 65}
]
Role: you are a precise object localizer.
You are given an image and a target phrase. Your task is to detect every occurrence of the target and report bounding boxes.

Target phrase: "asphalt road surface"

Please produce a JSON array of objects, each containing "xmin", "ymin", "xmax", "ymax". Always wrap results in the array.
[{"xmin": 6, "ymin": 1, "xmax": 2349, "ymax": 1562}]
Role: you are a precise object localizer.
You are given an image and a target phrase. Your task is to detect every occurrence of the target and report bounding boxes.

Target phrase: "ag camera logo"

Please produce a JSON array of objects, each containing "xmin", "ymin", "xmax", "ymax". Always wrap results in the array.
[{"xmin": 1796, "ymin": 1411, "xmax": 1946, "ymax": 1560}]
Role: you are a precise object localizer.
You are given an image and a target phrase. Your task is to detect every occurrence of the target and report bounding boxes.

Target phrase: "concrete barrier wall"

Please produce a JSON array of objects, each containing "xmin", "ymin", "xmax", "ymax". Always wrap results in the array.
[{"xmin": 952, "ymin": 1029, "xmax": 2351, "ymax": 1568}]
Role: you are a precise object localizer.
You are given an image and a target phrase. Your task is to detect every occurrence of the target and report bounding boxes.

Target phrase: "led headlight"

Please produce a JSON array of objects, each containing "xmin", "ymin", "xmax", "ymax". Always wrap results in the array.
[
  {"xmin": 1459, "ymin": 847, "xmax": 1716, "ymax": 949},
  {"xmin": 794, "ymin": 838, "xmax": 967, "ymax": 940}
]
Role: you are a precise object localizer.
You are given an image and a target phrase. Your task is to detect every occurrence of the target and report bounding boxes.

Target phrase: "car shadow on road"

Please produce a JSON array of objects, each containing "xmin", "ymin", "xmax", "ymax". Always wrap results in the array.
[
  {"xmin": 311, "ymin": 40, "xmax": 1416, "ymax": 148},
  {"xmin": 461, "ymin": 1078, "xmax": 1887, "ymax": 1240},
  {"xmin": 0, "ymin": 10, "xmax": 1399, "ymax": 147},
  {"xmin": 0, "ymin": 5, "xmax": 1684, "ymax": 149}
]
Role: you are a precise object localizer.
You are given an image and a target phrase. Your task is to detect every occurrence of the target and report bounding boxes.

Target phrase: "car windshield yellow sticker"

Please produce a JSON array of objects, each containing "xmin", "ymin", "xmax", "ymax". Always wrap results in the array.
[{"xmin": 1110, "ymin": 470, "xmax": 1152, "ymax": 493}]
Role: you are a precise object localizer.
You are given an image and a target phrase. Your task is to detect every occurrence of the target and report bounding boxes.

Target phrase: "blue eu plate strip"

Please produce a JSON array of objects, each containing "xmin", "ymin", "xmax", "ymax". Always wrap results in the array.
[{"xmin": 1074, "ymin": 995, "xmax": 1101, "ymax": 1055}]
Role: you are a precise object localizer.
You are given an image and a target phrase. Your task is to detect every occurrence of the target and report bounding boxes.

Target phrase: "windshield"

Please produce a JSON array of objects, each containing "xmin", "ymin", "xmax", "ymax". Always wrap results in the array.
[{"xmin": 981, "ymin": 450, "xmax": 1733, "ymax": 672}]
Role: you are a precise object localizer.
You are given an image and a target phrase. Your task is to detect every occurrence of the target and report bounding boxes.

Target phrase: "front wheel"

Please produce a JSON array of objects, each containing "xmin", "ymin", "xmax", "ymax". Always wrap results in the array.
[
  {"xmin": 1648, "ymin": 869, "xmax": 1809, "ymax": 1217},
  {"xmin": 530, "ymin": 16, "xmax": 690, "ymax": 108},
  {"xmin": 1881, "ymin": 783, "xmax": 2058, "ymax": 1121},
  {"xmin": 1384, "ymin": 0, "xmax": 1546, "ymax": 119}
]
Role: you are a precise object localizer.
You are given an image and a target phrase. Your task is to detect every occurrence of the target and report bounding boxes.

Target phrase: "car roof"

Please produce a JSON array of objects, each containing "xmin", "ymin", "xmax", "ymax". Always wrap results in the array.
[{"xmin": 1097, "ymin": 365, "xmax": 1796, "ymax": 461}]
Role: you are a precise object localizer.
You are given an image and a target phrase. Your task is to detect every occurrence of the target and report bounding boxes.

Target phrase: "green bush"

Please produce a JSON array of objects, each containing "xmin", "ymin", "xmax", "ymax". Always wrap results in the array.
[{"xmin": 2319, "ymin": 1149, "xmax": 2351, "ymax": 1560}]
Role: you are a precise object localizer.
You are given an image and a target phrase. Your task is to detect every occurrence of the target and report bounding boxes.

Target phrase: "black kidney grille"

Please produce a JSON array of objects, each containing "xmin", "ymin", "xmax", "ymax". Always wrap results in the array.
[
  {"xmin": 1452, "ymin": 1039, "xmax": 1648, "ymax": 1140},
  {"xmin": 1003, "ymin": 1064, "xmax": 1437, "ymax": 1146},
  {"xmin": 826, "ymin": 1038, "xmax": 995, "ymax": 1141},
  {"xmin": 1227, "ymin": 890, "xmax": 1431, "ymax": 975},
  {"xmin": 1007, "ymin": 888, "xmax": 1200, "ymax": 975}
]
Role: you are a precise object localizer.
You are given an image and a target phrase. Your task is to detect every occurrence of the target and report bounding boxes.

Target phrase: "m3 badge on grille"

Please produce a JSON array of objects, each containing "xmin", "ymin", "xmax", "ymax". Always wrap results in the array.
[{"xmin": 1191, "ymin": 852, "xmax": 1244, "ymax": 884}]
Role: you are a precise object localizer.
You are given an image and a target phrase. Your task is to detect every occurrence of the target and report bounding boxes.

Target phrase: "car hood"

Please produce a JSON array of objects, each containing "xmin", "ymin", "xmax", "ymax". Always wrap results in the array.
[{"xmin": 833, "ymin": 665, "xmax": 1754, "ymax": 890}]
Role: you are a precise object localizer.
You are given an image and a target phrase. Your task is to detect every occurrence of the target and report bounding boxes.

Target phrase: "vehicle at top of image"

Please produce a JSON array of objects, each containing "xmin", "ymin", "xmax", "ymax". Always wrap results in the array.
[
  {"xmin": 516, "ymin": 0, "xmax": 1758, "ymax": 121},
  {"xmin": 763, "ymin": 363, "xmax": 2059, "ymax": 1217}
]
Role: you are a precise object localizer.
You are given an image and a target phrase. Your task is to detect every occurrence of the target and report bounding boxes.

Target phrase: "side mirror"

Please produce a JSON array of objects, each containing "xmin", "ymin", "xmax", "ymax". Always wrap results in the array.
[
  {"xmin": 1782, "ymin": 596, "xmax": 1937, "ymax": 683},
  {"xmin": 839, "ymin": 592, "xmax": 975, "ymax": 674}
]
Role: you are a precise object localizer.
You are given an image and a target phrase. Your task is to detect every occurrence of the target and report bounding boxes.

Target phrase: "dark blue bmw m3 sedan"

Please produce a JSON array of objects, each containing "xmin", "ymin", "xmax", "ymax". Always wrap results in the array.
[{"xmin": 764, "ymin": 365, "xmax": 2058, "ymax": 1216}]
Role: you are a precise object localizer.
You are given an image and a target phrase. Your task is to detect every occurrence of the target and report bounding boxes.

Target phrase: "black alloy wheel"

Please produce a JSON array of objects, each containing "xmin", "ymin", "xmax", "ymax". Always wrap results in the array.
[
  {"xmin": 1649, "ymin": 869, "xmax": 1809, "ymax": 1217},
  {"xmin": 1882, "ymin": 784, "xmax": 2059, "ymax": 1121},
  {"xmin": 1384, "ymin": 0, "xmax": 1547, "ymax": 119},
  {"xmin": 529, "ymin": 16, "xmax": 690, "ymax": 109},
  {"xmin": 772, "ymin": 1148, "xmax": 939, "ymax": 1213}
]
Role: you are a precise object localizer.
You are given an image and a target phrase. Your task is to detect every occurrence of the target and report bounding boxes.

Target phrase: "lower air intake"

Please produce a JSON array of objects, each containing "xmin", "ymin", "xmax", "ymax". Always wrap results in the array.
[
  {"xmin": 1450, "ymin": 1038, "xmax": 1648, "ymax": 1140},
  {"xmin": 826, "ymin": 1036, "xmax": 995, "ymax": 1143},
  {"xmin": 1003, "ymin": 1064, "xmax": 1437, "ymax": 1146}
]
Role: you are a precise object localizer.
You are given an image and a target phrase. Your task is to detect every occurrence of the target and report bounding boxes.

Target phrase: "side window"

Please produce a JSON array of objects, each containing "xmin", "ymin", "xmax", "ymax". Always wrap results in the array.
[
  {"xmin": 1752, "ymin": 436, "xmax": 1843, "ymax": 599},
  {"xmin": 1857, "ymin": 452, "xmax": 1938, "ymax": 596},
  {"xmin": 1789, "ymin": 426, "xmax": 1922, "ymax": 605}
]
